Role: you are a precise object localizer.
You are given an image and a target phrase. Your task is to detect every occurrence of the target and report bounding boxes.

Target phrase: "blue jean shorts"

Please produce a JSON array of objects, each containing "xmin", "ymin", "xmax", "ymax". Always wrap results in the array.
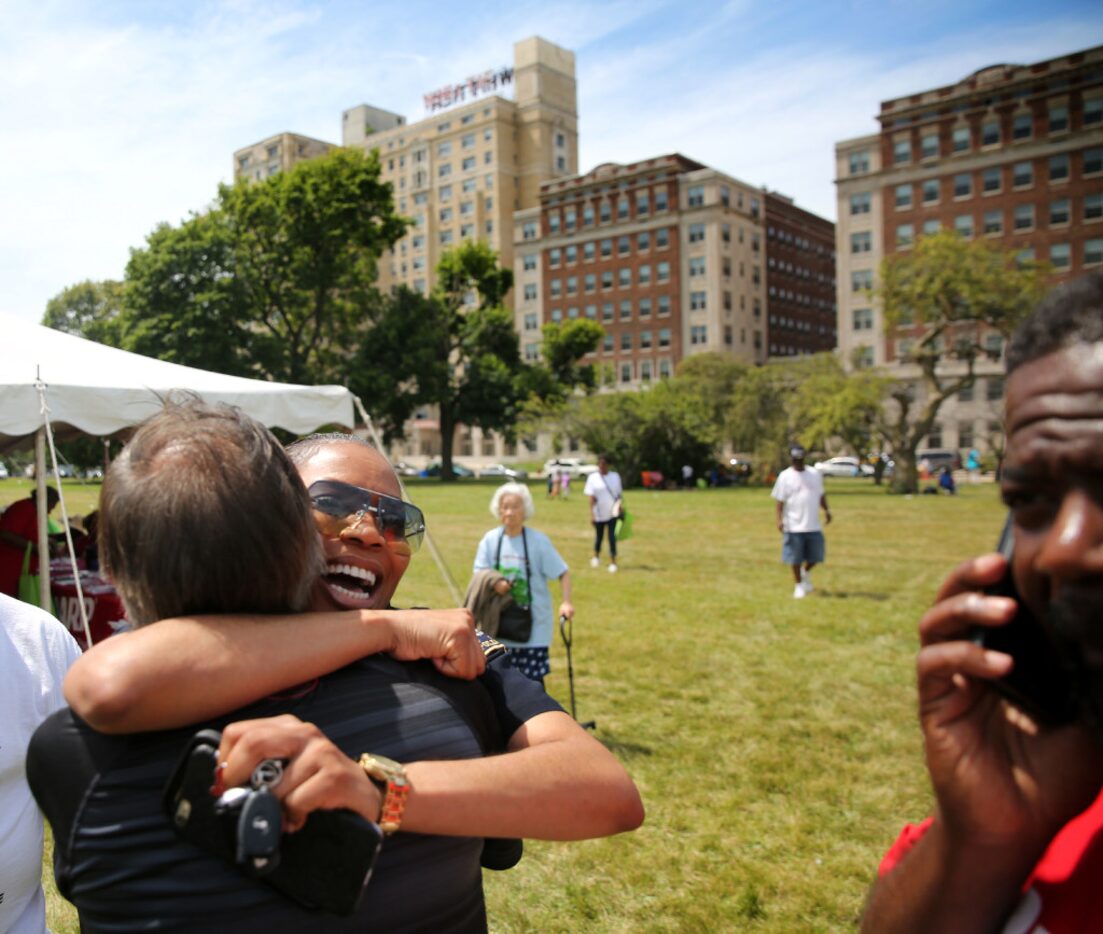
[{"xmin": 782, "ymin": 531, "xmax": 825, "ymax": 566}]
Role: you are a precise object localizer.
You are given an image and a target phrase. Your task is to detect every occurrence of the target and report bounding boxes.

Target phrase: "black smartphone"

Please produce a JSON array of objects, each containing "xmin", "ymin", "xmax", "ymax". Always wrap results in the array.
[
  {"xmin": 971, "ymin": 517, "xmax": 1079, "ymax": 725},
  {"xmin": 163, "ymin": 728, "xmax": 384, "ymax": 916}
]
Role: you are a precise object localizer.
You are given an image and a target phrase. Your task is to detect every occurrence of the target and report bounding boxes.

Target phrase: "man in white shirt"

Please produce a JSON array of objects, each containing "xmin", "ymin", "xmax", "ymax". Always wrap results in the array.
[
  {"xmin": 583, "ymin": 455, "xmax": 624, "ymax": 573},
  {"xmin": 0, "ymin": 593, "xmax": 82, "ymax": 933},
  {"xmin": 771, "ymin": 445, "xmax": 832, "ymax": 598}
]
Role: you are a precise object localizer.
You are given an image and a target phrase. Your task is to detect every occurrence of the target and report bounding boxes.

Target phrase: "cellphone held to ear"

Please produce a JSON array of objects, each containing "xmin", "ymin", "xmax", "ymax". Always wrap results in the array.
[{"xmin": 970, "ymin": 516, "xmax": 1079, "ymax": 726}]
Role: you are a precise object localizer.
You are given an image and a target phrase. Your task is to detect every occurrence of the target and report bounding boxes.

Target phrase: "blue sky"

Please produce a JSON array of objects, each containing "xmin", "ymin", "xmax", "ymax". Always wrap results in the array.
[{"xmin": 3, "ymin": 0, "xmax": 1101, "ymax": 324}]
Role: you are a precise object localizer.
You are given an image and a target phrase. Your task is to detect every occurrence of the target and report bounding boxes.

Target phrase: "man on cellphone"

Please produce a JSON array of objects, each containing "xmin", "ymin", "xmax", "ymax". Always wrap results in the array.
[{"xmin": 861, "ymin": 272, "xmax": 1103, "ymax": 932}]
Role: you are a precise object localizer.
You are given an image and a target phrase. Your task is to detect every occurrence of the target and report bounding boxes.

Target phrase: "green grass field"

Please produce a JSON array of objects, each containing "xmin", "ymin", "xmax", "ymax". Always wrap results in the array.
[{"xmin": 5, "ymin": 476, "xmax": 1006, "ymax": 932}]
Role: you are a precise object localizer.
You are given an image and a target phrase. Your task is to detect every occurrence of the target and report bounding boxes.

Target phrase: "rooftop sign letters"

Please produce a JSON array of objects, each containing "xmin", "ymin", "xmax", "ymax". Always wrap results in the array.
[{"xmin": 424, "ymin": 67, "xmax": 513, "ymax": 113}]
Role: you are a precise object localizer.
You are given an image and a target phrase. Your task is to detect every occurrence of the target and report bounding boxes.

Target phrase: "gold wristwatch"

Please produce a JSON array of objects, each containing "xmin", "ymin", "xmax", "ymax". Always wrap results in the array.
[{"xmin": 358, "ymin": 753, "xmax": 410, "ymax": 835}]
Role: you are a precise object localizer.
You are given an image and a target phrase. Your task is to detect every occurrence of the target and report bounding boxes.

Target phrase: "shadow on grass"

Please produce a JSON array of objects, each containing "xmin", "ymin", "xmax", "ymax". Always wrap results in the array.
[
  {"xmin": 597, "ymin": 734, "xmax": 654, "ymax": 760},
  {"xmin": 816, "ymin": 589, "xmax": 890, "ymax": 601}
]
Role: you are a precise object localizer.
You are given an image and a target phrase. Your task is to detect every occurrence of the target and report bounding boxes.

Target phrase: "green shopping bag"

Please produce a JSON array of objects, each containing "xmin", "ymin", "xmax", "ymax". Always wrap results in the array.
[
  {"xmin": 615, "ymin": 507, "xmax": 634, "ymax": 542},
  {"xmin": 17, "ymin": 542, "xmax": 52, "ymax": 611}
]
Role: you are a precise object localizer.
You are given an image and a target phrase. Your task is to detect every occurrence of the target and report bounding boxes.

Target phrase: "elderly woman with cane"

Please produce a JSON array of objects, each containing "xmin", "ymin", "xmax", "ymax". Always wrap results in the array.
[{"xmin": 473, "ymin": 482, "xmax": 573, "ymax": 687}]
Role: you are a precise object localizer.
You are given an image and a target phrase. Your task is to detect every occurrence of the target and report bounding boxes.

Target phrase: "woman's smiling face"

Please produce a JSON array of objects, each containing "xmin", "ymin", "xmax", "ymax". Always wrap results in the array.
[{"xmin": 296, "ymin": 441, "xmax": 412, "ymax": 611}]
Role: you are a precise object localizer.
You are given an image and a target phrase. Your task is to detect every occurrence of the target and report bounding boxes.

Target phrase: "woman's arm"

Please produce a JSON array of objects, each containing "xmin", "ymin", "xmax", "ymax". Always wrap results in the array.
[
  {"xmin": 557, "ymin": 570, "xmax": 574, "ymax": 621},
  {"xmin": 65, "ymin": 608, "xmax": 483, "ymax": 733}
]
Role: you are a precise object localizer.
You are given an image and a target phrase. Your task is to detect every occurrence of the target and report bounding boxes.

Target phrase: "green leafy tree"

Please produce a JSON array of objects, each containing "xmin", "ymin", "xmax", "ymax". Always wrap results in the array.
[
  {"xmin": 120, "ymin": 147, "xmax": 405, "ymax": 383},
  {"xmin": 875, "ymin": 229, "xmax": 1048, "ymax": 493},
  {"xmin": 42, "ymin": 280, "xmax": 126, "ymax": 347},
  {"xmin": 350, "ymin": 241, "xmax": 522, "ymax": 480}
]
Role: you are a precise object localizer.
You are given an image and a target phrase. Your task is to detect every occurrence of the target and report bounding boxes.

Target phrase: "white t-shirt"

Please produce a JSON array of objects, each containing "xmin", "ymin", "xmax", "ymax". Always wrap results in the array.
[
  {"xmin": 0, "ymin": 594, "xmax": 82, "ymax": 934},
  {"xmin": 771, "ymin": 466, "xmax": 825, "ymax": 533},
  {"xmin": 584, "ymin": 470, "xmax": 623, "ymax": 522}
]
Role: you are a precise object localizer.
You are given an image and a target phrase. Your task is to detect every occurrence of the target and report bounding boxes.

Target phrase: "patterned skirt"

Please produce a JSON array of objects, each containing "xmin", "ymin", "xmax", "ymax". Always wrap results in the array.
[{"xmin": 507, "ymin": 646, "xmax": 551, "ymax": 682}]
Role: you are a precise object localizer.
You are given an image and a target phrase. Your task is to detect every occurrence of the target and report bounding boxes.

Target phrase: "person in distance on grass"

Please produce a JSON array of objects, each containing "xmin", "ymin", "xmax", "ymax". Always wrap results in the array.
[
  {"xmin": 861, "ymin": 271, "xmax": 1103, "ymax": 932},
  {"xmin": 584, "ymin": 454, "xmax": 624, "ymax": 573},
  {"xmin": 771, "ymin": 445, "xmax": 831, "ymax": 599},
  {"xmin": 48, "ymin": 407, "xmax": 642, "ymax": 930}
]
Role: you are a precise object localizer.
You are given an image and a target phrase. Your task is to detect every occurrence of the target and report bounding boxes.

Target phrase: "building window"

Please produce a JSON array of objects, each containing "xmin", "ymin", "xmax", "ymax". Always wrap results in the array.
[
  {"xmin": 439, "ymin": 207, "xmax": 453, "ymax": 223},
  {"xmin": 460, "ymin": 201, "xmax": 473, "ymax": 216},
  {"xmin": 1085, "ymin": 193, "xmax": 1103, "ymax": 221},
  {"xmin": 584, "ymin": 241, "xmax": 596, "ymax": 262},
  {"xmin": 523, "ymin": 283, "xmax": 537, "ymax": 301},
  {"xmin": 549, "ymin": 278, "xmax": 561, "ymax": 298},
  {"xmin": 1050, "ymin": 198, "xmax": 1070, "ymax": 227},
  {"xmin": 922, "ymin": 179, "xmax": 940, "ymax": 204},
  {"xmin": 927, "ymin": 425, "xmax": 943, "ymax": 448},
  {"xmin": 601, "ymin": 271, "xmax": 613, "ymax": 289},
  {"xmin": 659, "ymin": 358, "xmax": 672, "ymax": 378},
  {"xmin": 689, "ymin": 256, "xmax": 706, "ymax": 277},
  {"xmin": 689, "ymin": 223, "xmax": 706, "ymax": 243},
  {"xmin": 849, "ymin": 150, "xmax": 870, "ymax": 175},
  {"xmin": 637, "ymin": 191, "xmax": 650, "ymax": 216},
  {"xmin": 920, "ymin": 133, "xmax": 938, "ymax": 160},
  {"xmin": 438, "ymin": 163, "xmax": 452, "ymax": 178},
  {"xmin": 983, "ymin": 210, "xmax": 1003, "ymax": 236},
  {"xmin": 981, "ymin": 120, "xmax": 1000, "ymax": 147},
  {"xmin": 1013, "ymin": 204, "xmax": 1034, "ymax": 231},
  {"xmin": 583, "ymin": 204, "xmax": 595, "ymax": 226},
  {"xmin": 1017, "ymin": 248, "xmax": 1036, "ymax": 265},
  {"xmin": 585, "ymin": 304, "xmax": 597, "ymax": 319},
  {"xmin": 855, "ymin": 346, "xmax": 874, "ymax": 369},
  {"xmin": 690, "ymin": 325, "xmax": 708, "ymax": 345},
  {"xmin": 618, "ymin": 197, "xmax": 629, "ymax": 219},
  {"xmin": 893, "ymin": 138, "xmax": 912, "ymax": 164},
  {"xmin": 600, "ymin": 201, "xmax": 612, "ymax": 223},
  {"xmin": 618, "ymin": 268, "xmax": 631, "ymax": 288},
  {"xmin": 602, "ymin": 303, "xmax": 614, "ymax": 322},
  {"xmin": 620, "ymin": 302, "xmax": 633, "ymax": 323},
  {"xmin": 1012, "ymin": 112, "xmax": 1033, "ymax": 141},
  {"xmin": 1013, "ymin": 161, "xmax": 1033, "ymax": 188},
  {"xmin": 620, "ymin": 363, "xmax": 632, "ymax": 384},
  {"xmin": 1049, "ymin": 154, "xmax": 1069, "ymax": 182},
  {"xmin": 637, "ymin": 231, "xmax": 651, "ymax": 251},
  {"xmin": 523, "ymin": 312, "xmax": 538, "ymax": 331},
  {"xmin": 658, "ymin": 295, "xmax": 671, "ymax": 316},
  {"xmin": 638, "ymin": 264, "xmax": 651, "ymax": 285},
  {"xmin": 640, "ymin": 361, "xmax": 653, "ymax": 382},
  {"xmin": 1050, "ymin": 242, "xmax": 1070, "ymax": 269},
  {"xmin": 603, "ymin": 334, "xmax": 614, "ymax": 351},
  {"xmin": 1086, "ymin": 97, "xmax": 1103, "ymax": 126},
  {"xmin": 657, "ymin": 262, "xmax": 670, "ymax": 282},
  {"xmin": 639, "ymin": 297, "xmax": 652, "ymax": 317},
  {"xmin": 484, "ymin": 151, "xmax": 493, "ymax": 165},
  {"xmin": 550, "ymin": 308, "xmax": 562, "ymax": 322},
  {"xmin": 618, "ymin": 235, "xmax": 630, "ymax": 256},
  {"xmin": 1085, "ymin": 148, "xmax": 1103, "ymax": 176},
  {"xmin": 850, "ymin": 192, "xmax": 871, "ymax": 215},
  {"xmin": 982, "ymin": 167, "xmax": 1001, "ymax": 194},
  {"xmin": 895, "ymin": 184, "xmax": 913, "ymax": 209},
  {"xmin": 566, "ymin": 276, "xmax": 578, "ymax": 295},
  {"xmin": 687, "ymin": 185, "xmax": 705, "ymax": 207},
  {"xmin": 953, "ymin": 173, "xmax": 972, "ymax": 198},
  {"xmin": 690, "ymin": 291, "xmax": 707, "ymax": 310},
  {"xmin": 655, "ymin": 189, "xmax": 669, "ymax": 212},
  {"xmin": 896, "ymin": 224, "xmax": 915, "ymax": 248},
  {"xmin": 952, "ymin": 126, "xmax": 971, "ymax": 153},
  {"xmin": 1049, "ymin": 104, "xmax": 1069, "ymax": 134},
  {"xmin": 564, "ymin": 208, "xmax": 577, "ymax": 230},
  {"xmin": 659, "ymin": 328, "xmax": 671, "ymax": 348},
  {"xmin": 954, "ymin": 214, "xmax": 974, "ymax": 239},
  {"xmin": 851, "ymin": 269, "xmax": 873, "ymax": 292},
  {"xmin": 986, "ymin": 377, "xmax": 1005, "ymax": 402},
  {"xmin": 655, "ymin": 228, "xmax": 670, "ymax": 249},
  {"xmin": 584, "ymin": 273, "xmax": 596, "ymax": 293},
  {"xmin": 549, "ymin": 247, "xmax": 561, "ymax": 267},
  {"xmin": 852, "ymin": 308, "xmax": 873, "ymax": 330},
  {"xmin": 461, "ymin": 133, "xmax": 475, "ymax": 149},
  {"xmin": 439, "ymin": 230, "xmax": 453, "ymax": 245},
  {"xmin": 923, "ymin": 218, "xmax": 941, "ymax": 236},
  {"xmin": 1085, "ymin": 238, "xmax": 1103, "ymax": 266}
]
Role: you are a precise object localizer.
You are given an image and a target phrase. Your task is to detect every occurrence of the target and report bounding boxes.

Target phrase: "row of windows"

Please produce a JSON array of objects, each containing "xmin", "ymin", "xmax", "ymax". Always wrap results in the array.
[
  {"xmin": 545, "ymin": 263, "xmax": 674, "ymax": 297},
  {"xmin": 546, "ymin": 187, "xmax": 672, "ymax": 231},
  {"xmin": 768, "ymin": 314, "xmax": 833, "ymax": 336},
  {"xmin": 598, "ymin": 328, "xmax": 676, "ymax": 352},
  {"xmin": 433, "ymin": 130, "xmax": 494, "ymax": 157},
  {"xmin": 889, "ymin": 103, "xmax": 1099, "ymax": 166},
  {"xmin": 766, "ymin": 256, "xmax": 836, "ymax": 287},
  {"xmin": 532, "ymin": 228, "xmax": 675, "ymax": 261},
  {"xmin": 541, "ymin": 296, "xmax": 676, "ymax": 323},
  {"xmin": 889, "ymin": 195, "xmax": 1103, "ymax": 248},
  {"xmin": 766, "ymin": 226, "xmax": 834, "ymax": 259},
  {"xmin": 767, "ymin": 286, "xmax": 836, "ymax": 313}
]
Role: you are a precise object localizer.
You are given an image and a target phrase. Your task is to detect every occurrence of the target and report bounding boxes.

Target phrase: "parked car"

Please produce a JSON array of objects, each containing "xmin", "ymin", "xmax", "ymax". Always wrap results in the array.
[
  {"xmin": 393, "ymin": 461, "xmax": 420, "ymax": 477},
  {"xmin": 542, "ymin": 457, "xmax": 598, "ymax": 478},
  {"xmin": 477, "ymin": 463, "xmax": 529, "ymax": 480},
  {"xmin": 0, "ymin": 463, "xmax": 9, "ymax": 479},
  {"xmin": 813, "ymin": 456, "xmax": 873, "ymax": 478},
  {"xmin": 421, "ymin": 459, "xmax": 474, "ymax": 478},
  {"xmin": 916, "ymin": 448, "xmax": 962, "ymax": 474}
]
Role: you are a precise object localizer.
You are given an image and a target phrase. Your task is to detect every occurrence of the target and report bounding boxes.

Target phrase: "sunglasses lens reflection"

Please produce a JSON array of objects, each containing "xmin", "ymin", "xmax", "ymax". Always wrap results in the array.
[{"xmin": 308, "ymin": 481, "xmax": 423, "ymax": 552}]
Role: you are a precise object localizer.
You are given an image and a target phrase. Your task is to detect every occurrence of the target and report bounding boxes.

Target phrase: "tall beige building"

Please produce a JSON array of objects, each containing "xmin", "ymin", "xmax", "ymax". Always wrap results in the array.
[
  {"xmin": 233, "ymin": 132, "xmax": 334, "ymax": 182},
  {"xmin": 348, "ymin": 36, "xmax": 578, "ymax": 296}
]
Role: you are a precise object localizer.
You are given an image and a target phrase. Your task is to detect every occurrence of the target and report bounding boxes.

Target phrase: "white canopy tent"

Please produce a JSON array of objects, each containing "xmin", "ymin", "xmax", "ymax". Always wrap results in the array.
[{"xmin": 0, "ymin": 313, "xmax": 357, "ymax": 617}]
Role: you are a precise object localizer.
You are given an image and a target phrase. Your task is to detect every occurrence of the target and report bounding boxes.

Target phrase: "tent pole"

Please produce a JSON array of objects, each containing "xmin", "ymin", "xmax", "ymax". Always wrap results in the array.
[
  {"xmin": 35, "ymin": 429, "xmax": 50, "ymax": 611},
  {"xmin": 351, "ymin": 396, "xmax": 462, "ymax": 607}
]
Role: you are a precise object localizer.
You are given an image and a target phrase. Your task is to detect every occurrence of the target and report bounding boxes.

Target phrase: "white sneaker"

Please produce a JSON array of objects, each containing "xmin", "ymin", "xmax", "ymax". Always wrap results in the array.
[
  {"xmin": 608, "ymin": 563, "xmax": 618, "ymax": 573},
  {"xmin": 590, "ymin": 556, "xmax": 600, "ymax": 568},
  {"xmin": 793, "ymin": 583, "xmax": 806, "ymax": 599},
  {"xmin": 800, "ymin": 568, "xmax": 813, "ymax": 593}
]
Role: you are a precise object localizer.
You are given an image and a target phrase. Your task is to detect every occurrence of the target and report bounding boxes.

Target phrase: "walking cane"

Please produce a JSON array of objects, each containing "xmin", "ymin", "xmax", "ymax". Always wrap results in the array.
[{"xmin": 559, "ymin": 614, "xmax": 596, "ymax": 731}]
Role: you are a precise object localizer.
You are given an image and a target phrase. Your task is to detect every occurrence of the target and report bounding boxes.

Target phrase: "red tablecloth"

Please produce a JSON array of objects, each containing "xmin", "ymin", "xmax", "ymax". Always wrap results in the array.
[{"xmin": 49, "ymin": 561, "xmax": 128, "ymax": 650}]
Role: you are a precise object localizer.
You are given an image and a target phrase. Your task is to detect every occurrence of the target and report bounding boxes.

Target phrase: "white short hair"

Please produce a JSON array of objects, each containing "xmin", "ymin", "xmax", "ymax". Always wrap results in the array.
[{"xmin": 489, "ymin": 482, "xmax": 534, "ymax": 520}]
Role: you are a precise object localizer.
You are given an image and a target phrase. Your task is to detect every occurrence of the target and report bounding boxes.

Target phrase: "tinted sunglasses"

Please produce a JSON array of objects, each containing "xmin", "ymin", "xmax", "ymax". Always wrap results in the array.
[{"xmin": 308, "ymin": 480, "xmax": 425, "ymax": 553}]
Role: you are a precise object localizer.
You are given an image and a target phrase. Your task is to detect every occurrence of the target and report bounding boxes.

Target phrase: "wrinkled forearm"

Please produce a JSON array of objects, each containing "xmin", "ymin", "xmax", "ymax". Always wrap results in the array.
[
  {"xmin": 401, "ymin": 711, "xmax": 644, "ymax": 840},
  {"xmin": 64, "ymin": 610, "xmax": 400, "ymax": 733}
]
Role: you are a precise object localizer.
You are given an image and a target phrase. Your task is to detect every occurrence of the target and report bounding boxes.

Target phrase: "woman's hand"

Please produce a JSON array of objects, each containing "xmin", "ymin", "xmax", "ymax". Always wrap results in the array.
[{"xmin": 217, "ymin": 715, "xmax": 380, "ymax": 832}]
